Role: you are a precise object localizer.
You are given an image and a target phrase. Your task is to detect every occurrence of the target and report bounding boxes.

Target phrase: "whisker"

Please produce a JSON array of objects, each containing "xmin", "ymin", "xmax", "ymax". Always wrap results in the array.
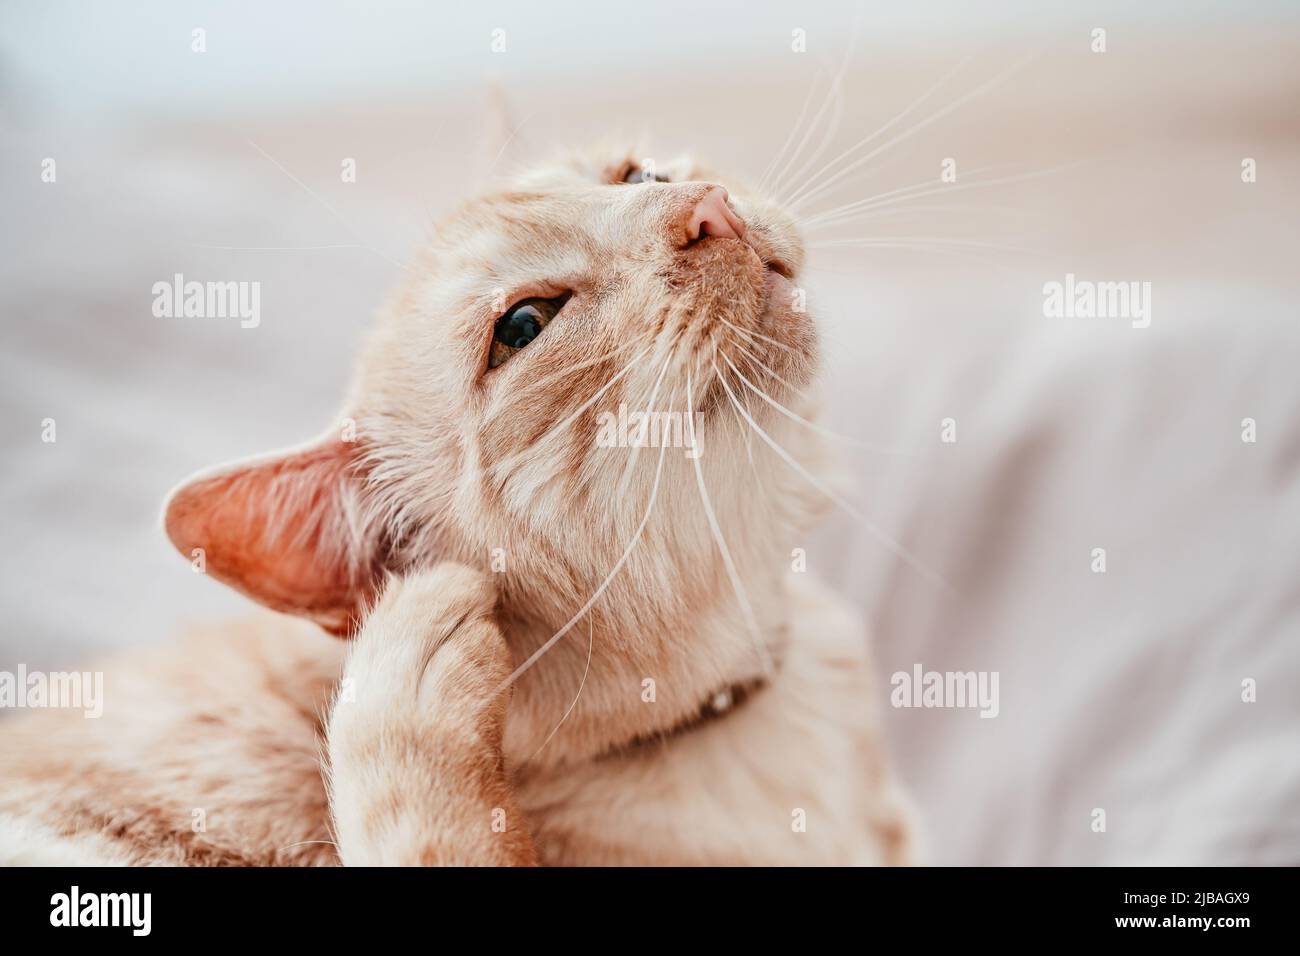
[
  {"xmin": 499, "ymin": 421, "xmax": 670, "ymax": 688},
  {"xmin": 524, "ymin": 615, "xmax": 594, "ymax": 765},
  {"xmin": 811, "ymin": 235, "xmax": 1041, "ymax": 256},
  {"xmin": 244, "ymin": 137, "xmax": 416, "ymax": 274},
  {"xmin": 799, "ymin": 201, "xmax": 1029, "ymax": 230},
  {"xmin": 766, "ymin": 72, "xmax": 840, "ymax": 203},
  {"xmin": 718, "ymin": 347, "xmax": 918, "ymax": 456},
  {"xmin": 522, "ymin": 339, "xmax": 640, "ymax": 396},
  {"xmin": 786, "ymin": 53, "xmax": 1039, "ymax": 214},
  {"xmin": 716, "ymin": 358, "xmax": 782, "ymax": 550},
  {"xmin": 718, "ymin": 315, "xmax": 859, "ymax": 372},
  {"xmin": 717, "ymin": 316, "xmax": 804, "ymax": 358},
  {"xmin": 725, "ymin": 369, "xmax": 759, "ymax": 470},
  {"xmin": 771, "ymin": 73, "xmax": 846, "ymax": 208},
  {"xmin": 811, "ymin": 239, "xmax": 1031, "ymax": 274},
  {"xmin": 780, "ymin": 53, "xmax": 975, "ymax": 209},
  {"xmin": 720, "ymin": 316, "xmax": 848, "ymax": 367},
  {"xmin": 757, "ymin": 66, "xmax": 826, "ymax": 196},
  {"xmin": 616, "ymin": 355, "xmax": 674, "ymax": 500},
  {"xmin": 800, "ymin": 160, "xmax": 1086, "ymax": 230},
  {"xmin": 179, "ymin": 241, "xmax": 367, "ymax": 251},
  {"xmin": 767, "ymin": 7, "xmax": 863, "ymax": 202},
  {"xmin": 725, "ymin": 333, "xmax": 820, "ymax": 406},
  {"xmin": 686, "ymin": 363, "xmax": 775, "ymax": 677},
  {"xmin": 712, "ymin": 355, "xmax": 956, "ymax": 596},
  {"xmin": 520, "ymin": 344, "xmax": 652, "ymax": 453},
  {"xmin": 796, "ymin": 161, "xmax": 1016, "ymax": 227}
]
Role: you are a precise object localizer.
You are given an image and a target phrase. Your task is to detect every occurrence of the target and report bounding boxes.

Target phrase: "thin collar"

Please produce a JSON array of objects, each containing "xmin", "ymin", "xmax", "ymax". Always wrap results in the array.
[{"xmin": 603, "ymin": 673, "xmax": 771, "ymax": 759}]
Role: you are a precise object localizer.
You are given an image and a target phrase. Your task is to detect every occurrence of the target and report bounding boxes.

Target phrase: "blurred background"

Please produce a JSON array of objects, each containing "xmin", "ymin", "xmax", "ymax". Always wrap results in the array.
[{"xmin": 2, "ymin": 0, "xmax": 1298, "ymax": 864}]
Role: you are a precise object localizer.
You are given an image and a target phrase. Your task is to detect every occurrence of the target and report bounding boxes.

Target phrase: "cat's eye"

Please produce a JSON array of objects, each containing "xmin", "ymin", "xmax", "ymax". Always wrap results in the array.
[
  {"xmin": 488, "ymin": 295, "xmax": 568, "ymax": 369},
  {"xmin": 622, "ymin": 164, "xmax": 670, "ymax": 184}
]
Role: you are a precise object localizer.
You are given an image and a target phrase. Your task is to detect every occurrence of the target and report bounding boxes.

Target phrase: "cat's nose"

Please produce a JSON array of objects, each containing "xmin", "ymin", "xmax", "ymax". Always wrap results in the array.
[{"xmin": 682, "ymin": 185, "xmax": 746, "ymax": 243}]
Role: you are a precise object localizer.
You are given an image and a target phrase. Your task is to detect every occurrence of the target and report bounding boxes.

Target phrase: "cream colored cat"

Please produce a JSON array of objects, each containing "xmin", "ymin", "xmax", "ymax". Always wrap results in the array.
[{"xmin": 0, "ymin": 146, "xmax": 913, "ymax": 866}]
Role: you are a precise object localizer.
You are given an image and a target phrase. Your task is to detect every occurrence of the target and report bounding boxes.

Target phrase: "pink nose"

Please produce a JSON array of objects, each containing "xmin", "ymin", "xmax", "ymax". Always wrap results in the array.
[{"xmin": 685, "ymin": 186, "xmax": 746, "ymax": 242}]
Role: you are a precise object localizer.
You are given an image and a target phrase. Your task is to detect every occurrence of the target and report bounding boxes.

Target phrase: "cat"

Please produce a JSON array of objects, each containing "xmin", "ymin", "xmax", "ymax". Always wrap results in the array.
[{"xmin": 0, "ymin": 146, "xmax": 914, "ymax": 866}]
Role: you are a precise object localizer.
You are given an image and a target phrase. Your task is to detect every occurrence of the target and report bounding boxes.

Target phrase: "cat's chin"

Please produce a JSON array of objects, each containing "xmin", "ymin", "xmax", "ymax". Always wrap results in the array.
[{"xmin": 742, "ymin": 265, "xmax": 817, "ymax": 392}]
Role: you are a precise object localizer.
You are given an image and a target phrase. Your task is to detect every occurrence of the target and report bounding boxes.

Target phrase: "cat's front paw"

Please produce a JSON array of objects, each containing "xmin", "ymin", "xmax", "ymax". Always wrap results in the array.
[
  {"xmin": 325, "ymin": 563, "xmax": 535, "ymax": 865},
  {"xmin": 329, "ymin": 563, "xmax": 512, "ymax": 748}
]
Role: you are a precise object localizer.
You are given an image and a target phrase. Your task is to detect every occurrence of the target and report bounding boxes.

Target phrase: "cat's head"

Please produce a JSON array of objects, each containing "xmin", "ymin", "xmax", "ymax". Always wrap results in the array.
[{"xmin": 164, "ymin": 145, "xmax": 821, "ymax": 660}]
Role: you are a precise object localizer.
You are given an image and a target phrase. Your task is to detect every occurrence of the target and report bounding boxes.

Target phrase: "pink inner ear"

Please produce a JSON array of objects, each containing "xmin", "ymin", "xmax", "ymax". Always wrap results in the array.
[{"xmin": 163, "ymin": 436, "xmax": 379, "ymax": 636}]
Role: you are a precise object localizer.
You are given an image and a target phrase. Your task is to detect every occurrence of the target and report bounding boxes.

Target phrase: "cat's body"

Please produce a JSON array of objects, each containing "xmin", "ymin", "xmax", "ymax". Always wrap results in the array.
[
  {"xmin": 0, "ymin": 145, "xmax": 914, "ymax": 865},
  {"xmin": 0, "ymin": 570, "xmax": 909, "ymax": 866}
]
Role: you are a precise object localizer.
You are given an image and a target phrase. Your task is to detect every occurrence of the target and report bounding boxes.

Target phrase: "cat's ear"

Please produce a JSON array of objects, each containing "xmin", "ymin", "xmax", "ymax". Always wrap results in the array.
[{"xmin": 162, "ymin": 433, "xmax": 384, "ymax": 636}]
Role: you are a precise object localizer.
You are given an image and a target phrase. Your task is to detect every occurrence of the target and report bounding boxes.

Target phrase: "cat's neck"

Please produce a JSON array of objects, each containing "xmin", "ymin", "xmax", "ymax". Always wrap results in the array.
[{"xmin": 501, "ymin": 573, "xmax": 789, "ymax": 769}]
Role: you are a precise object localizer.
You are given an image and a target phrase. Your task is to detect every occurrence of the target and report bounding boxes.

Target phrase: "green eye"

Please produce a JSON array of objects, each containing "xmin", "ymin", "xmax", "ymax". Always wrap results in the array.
[{"xmin": 488, "ymin": 296, "xmax": 568, "ymax": 368}]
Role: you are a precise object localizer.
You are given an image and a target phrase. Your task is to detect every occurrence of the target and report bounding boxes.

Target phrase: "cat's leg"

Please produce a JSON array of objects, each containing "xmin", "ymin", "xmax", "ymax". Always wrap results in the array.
[{"xmin": 325, "ymin": 563, "xmax": 537, "ymax": 866}]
